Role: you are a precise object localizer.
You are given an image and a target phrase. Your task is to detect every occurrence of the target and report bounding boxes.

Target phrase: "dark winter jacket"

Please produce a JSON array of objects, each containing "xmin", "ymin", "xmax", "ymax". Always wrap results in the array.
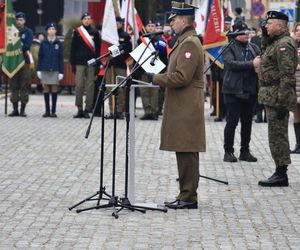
[
  {"xmin": 38, "ymin": 37, "xmax": 64, "ymax": 74},
  {"xmin": 70, "ymin": 25, "xmax": 100, "ymax": 66},
  {"xmin": 19, "ymin": 26, "xmax": 34, "ymax": 64},
  {"xmin": 222, "ymin": 40, "xmax": 261, "ymax": 96}
]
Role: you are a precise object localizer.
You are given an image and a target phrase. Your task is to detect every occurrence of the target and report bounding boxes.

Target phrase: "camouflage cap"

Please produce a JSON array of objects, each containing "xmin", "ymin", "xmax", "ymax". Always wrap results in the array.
[
  {"xmin": 168, "ymin": 1, "xmax": 198, "ymax": 20},
  {"xmin": 266, "ymin": 11, "xmax": 288, "ymax": 22}
]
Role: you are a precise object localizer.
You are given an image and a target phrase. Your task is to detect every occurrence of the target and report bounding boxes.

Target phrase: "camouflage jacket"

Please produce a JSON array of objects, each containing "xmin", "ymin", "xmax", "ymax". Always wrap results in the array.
[{"xmin": 258, "ymin": 29, "xmax": 297, "ymax": 111}]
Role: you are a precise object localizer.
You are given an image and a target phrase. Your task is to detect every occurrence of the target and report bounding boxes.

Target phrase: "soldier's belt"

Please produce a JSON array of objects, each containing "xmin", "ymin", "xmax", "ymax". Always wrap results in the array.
[{"xmin": 260, "ymin": 80, "xmax": 280, "ymax": 87}]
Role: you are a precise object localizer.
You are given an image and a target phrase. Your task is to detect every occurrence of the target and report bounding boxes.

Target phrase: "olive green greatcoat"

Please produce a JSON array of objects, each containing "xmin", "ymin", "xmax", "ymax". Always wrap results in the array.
[{"xmin": 153, "ymin": 26, "xmax": 206, "ymax": 152}]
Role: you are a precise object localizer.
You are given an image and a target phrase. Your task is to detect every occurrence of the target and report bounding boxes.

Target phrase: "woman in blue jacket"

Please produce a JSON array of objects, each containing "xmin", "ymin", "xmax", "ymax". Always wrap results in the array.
[{"xmin": 37, "ymin": 22, "xmax": 64, "ymax": 117}]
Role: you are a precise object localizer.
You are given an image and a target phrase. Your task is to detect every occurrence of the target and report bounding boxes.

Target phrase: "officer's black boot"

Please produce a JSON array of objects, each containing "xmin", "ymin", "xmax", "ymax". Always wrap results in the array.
[
  {"xmin": 223, "ymin": 151, "xmax": 238, "ymax": 162},
  {"xmin": 43, "ymin": 93, "xmax": 50, "ymax": 117},
  {"xmin": 258, "ymin": 166, "xmax": 289, "ymax": 187},
  {"xmin": 291, "ymin": 123, "xmax": 300, "ymax": 154},
  {"xmin": 8, "ymin": 102, "xmax": 19, "ymax": 117},
  {"xmin": 239, "ymin": 149, "xmax": 258, "ymax": 162},
  {"xmin": 20, "ymin": 103, "xmax": 27, "ymax": 117},
  {"xmin": 255, "ymin": 110, "xmax": 263, "ymax": 123}
]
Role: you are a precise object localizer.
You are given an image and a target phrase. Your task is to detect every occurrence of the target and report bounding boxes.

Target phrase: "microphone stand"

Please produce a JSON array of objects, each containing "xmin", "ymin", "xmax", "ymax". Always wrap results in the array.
[{"xmin": 69, "ymin": 57, "xmax": 113, "ymax": 213}]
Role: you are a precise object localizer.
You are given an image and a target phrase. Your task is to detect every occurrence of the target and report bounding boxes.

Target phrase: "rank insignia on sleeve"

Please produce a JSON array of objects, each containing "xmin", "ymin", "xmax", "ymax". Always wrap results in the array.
[
  {"xmin": 280, "ymin": 47, "xmax": 287, "ymax": 51},
  {"xmin": 185, "ymin": 52, "xmax": 192, "ymax": 59}
]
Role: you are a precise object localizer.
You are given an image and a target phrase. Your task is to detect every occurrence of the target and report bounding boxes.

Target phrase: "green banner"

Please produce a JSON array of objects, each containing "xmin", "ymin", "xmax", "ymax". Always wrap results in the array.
[{"xmin": 2, "ymin": 0, "xmax": 24, "ymax": 79}]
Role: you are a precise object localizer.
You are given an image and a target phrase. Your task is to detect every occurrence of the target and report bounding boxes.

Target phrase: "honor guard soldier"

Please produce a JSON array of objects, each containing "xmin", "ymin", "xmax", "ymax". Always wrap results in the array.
[
  {"xmin": 106, "ymin": 16, "xmax": 132, "ymax": 120},
  {"xmin": 70, "ymin": 12, "xmax": 100, "ymax": 119},
  {"xmin": 8, "ymin": 12, "xmax": 33, "ymax": 117},
  {"xmin": 146, "ymin": 1, "xmax": 206, "ymax": 209},
  {"xmin": 253, "ymin": 11, "xmax": 297, "ymax": 187}
]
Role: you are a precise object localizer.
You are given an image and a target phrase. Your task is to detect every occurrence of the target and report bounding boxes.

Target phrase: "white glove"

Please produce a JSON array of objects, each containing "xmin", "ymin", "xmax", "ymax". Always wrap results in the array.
[
  {"xmin": 58, "ymin": 74, "xmax": 64, "ymax": 81},
  {"xmin": 37, "ymin": 71, "xmax": 42, "ymax": 80}
]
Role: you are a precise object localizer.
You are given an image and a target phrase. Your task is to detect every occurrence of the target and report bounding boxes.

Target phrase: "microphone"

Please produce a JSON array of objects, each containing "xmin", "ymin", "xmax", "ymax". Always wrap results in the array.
[
  {"xmin": 142, "ymin": 30, "xmax": 164, "ymax": 38},
  {"xmin": 87, "ymin": 45, "xmax": 124, "ymax": 66},
  {"xmin": 150, "ymin": 51, "xmax": 159, "ymax": 66},
  {"xmin": 226, "ymin": 30, "xmax": 252, "ymax": 37}
]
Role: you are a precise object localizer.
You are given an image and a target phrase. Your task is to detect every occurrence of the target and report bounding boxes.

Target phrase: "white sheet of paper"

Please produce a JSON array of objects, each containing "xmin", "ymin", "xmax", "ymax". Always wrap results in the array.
[{"xmin": 130, "ymin": 43, "xmax": 166, "ymax": 74}]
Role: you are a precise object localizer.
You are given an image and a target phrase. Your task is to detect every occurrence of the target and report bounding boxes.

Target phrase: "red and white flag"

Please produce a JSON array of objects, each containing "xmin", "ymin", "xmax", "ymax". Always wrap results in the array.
[
  {"xmin": 193, "ymin": 0, "xmax": 209, "ymax": 36},
  {"xmin": 102, "ymin": 0, "xmax": 119, "ymax": 46},
  {"xmin": 121, "ymin": 0, "xmax": 143, "ymax": 47}
]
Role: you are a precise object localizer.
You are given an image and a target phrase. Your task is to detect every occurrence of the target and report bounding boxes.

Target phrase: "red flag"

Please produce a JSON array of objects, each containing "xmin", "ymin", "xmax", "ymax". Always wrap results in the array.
[{"xmin": 0, "ymin": 2, "xmax": 6, "ymax": 53}]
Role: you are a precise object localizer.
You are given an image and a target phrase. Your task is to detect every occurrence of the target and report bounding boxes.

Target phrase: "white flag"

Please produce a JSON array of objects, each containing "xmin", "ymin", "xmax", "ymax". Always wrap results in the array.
[
  {"xmin": 102, "ymin": 0, "xmax": 119, "ymax": 45},
  {"xmin": 193, "ymin": 0, "xmax": 209, "ymax": 36}
]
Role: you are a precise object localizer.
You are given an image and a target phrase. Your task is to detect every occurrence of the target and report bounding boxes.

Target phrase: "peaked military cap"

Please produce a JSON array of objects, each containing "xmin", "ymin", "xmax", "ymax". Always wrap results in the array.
[
  {"xmin": 16, "ymin": 12, "xmax": 26, "ymax": 19},
  {"xmin": 81, "ymin": 12, "xmax": 90, "ymax": 20},
  {"xmin": 266, "ymin": 11, "xmax": 288, "ymax": 22},
  {"xmin": 116, "ymin": 16, "xmax": 124, "ymax": 23},
  {"xmin": 232, "ymin": 21, "xmax": 249, "ymax": 32},
  {"xmin": 168, "ymin": 1, "xmax": 198, "ymax": 20},
  {"xmin": 45, "ymin": 22, "xmax": 57, "ymax": 30}
]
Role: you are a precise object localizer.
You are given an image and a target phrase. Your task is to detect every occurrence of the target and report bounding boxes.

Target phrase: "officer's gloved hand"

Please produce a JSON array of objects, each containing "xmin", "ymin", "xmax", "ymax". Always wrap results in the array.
[
  {"xmin": 276, "ymin": 107, "xmax": 287, "ymax": 120},
  {"xmin": 145, "ymin": 72, "xmax": 155, "ymax": 83},
  {"xmin": 71, "ymin": 65, "xmax": 76, "ymax": 74},
  {"xmin": 58, "ymin": 74, "xmax": 64, "ymax": 81},
  {"xmin": 37, "ymin": 71, "xmax": 42, "ymax": 80}
]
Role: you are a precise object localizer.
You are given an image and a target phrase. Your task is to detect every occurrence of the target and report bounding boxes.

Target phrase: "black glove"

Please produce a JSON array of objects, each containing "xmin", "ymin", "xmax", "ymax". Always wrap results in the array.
[
  {"xmin": 71, "ymin": 65, "xmax": 76, "ymax": 74},
  {"xmin": 276, "ymin": 107, "xmax": 287, "ymax": 120},
  {"xmin": 144, "ymin": 72, "xmax": 155, "ymax": 83}
]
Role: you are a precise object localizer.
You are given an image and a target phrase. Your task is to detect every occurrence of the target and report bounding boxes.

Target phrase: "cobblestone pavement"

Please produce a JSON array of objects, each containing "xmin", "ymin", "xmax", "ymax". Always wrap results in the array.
[{"xmin": 1, "ymin": 94, "xmax": 300, "ymax": 250}]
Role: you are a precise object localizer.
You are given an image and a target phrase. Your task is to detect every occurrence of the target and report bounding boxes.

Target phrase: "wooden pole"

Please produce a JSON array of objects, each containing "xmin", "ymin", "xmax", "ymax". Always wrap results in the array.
[
  {"xmin": 216, "ymin": 80, "xmax": 220, "ymax": 119},
  {"xmin": 4, "ymin": 74, "xmax": 8, "ymax": 115}
]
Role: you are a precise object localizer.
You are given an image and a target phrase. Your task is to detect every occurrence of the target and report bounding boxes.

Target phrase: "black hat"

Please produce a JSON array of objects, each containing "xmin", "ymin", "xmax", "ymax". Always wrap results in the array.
[
  {"xmin": 81, "ymin": 12, "xmax": 90, "ymax": 20},
  {"xmin": 16, "ymin": 12, "xmax": 26, "ymax": 19},
  {"xmin": 146, "ymin": 20, "xmax": 154, "ymax": 25},
  {"xmin": 235, "ymin": 7, "xmax": 243, "ymax": 15},
  {"xmin": 225, "ymin": 16, "xmax": 233, "ymax": 24},
  {"xmin": 232, "ymin": 21, "xmax": 249, "ymax": 32},
  {"xmin": 116, "ymin": 16, "xmax": 124, "ymax": 23},
  {"xmin": 266, "ymin": 11, "xmax": 288, "ymax": 22},
  {"xmin": 168, "ymin": 1, "xmax": 198, "ymax": 20},
  {"xmin": 45, "ymin": 22, "xmax": 57, "ymax": 31},
  {"xmin": 156, "ymin": 22, "xmax": 162, "ymax": 27}
]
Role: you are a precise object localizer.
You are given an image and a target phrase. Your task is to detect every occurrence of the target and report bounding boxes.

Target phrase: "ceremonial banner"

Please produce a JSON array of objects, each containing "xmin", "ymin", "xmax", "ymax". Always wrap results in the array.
[
  {"xmin": 0, "ymin": 2, "xmax": 5, "ymax": 53},
  {"xmin": 203, "ymin": 0, "xmax": 227, "ymax": 69},
  {"xmin": 2, "ymin": 0, "xmax": 24, "ymax": 78},
  {"xmin": 193, "ymin": 0, "xmax": 209, "ymax": 36}
]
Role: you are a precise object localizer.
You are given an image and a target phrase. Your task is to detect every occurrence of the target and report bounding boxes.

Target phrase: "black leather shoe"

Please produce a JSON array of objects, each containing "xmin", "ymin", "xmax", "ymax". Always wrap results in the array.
[
  {"xmin": 223, "ymin": 152, "xmax": 238, "ymax": 162},
  {"xmin": 258, "ymin": 173, "xmax": 289, "ymax": 187},
  {"xmin": 165, "ymin": 199, "xmax": 198, "ymax": 209},
  {"xmin": 83, "ymin": 110, "xmax": 90, "ymax": 119},
  {"xmin": 42, "ymin": 112, "xmax": 50, "ymax": 118},
  {"xmin": 210, "ymin": 111, "xmax": 216, "ymax": 116},
  {"xmin": 50, "ymin": 113, "xmax": 57, "ymax": 118},
  {"xmin": 140, "ymin": 114, "xmax": 151, "ymax": 120},
  {"xmin": 73, "ymin": 110, "xmax": 84, "ymax": 118},
  {"xmin": 239, "ymin": 151, "xmax": 257, "ymax": 162},
  {"xmin": 214, "ymin": 117, "xmax": 223, "ymax": 122},
  {"xmin": 105, "ymin": 113, "xmax": 124, "ymax": 120},
  {"xmin": 291, "ymin": 144, "xmax": 300, "ymax": 154},
  {"xmin": 8, "ymin": 110, "xmax": 19, "ymax": 117}
]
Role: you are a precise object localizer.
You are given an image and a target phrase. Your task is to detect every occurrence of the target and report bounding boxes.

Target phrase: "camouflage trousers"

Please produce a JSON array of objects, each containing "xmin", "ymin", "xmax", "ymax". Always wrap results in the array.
[
  {"xmin": 9, "ymin": 64, "xmax": 30, "ymax": 104},
  {"xmin": 265, "ymin": 106, "xmax": 291, "ymax": 166}
]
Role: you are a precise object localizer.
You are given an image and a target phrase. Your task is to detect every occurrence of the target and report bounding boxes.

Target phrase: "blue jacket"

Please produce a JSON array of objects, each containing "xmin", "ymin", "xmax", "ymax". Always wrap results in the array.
[
  {"xmin": 19, "ymin": 26, "xmax": 33, "ymax": 64},
  {"xmin": 38, "ymin": 37, "xmax": 64, "ymax": 74}
]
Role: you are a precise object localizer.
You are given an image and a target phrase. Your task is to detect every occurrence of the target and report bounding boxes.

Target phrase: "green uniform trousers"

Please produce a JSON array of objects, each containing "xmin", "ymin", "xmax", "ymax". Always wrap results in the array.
[
  {"xmin": 75, "ymin": 65, "xmax": 95, "ymax": 111},
  {"xmin": 176, "ymin": 152, "xmax": 199, "ymax": 203},
  {"xmin": 140, "ymin": 74, "xmax": 159, "ymax": 115},
  {"xmin": 105, "ymin": 67, "xmax": 126, "ymax": 114},
  {"xmin": 9, "ymin": 64, "xmax": 30, "ymax": 104},
  {"xmin": 265, "ymin": 106, "xmax": 291, "ymax": 166}
]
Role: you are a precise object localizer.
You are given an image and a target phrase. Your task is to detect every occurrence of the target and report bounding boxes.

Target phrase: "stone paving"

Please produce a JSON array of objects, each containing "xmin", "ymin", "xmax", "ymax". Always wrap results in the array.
[{"xmin": 0, "ymin": 94, "xmax": 300, "ymax": 250}]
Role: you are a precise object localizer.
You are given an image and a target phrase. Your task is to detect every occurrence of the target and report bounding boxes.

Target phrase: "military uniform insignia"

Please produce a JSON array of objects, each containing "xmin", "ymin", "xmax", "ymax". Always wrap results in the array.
[
  {"xmin": 119, "ymin": 38, "xmax": 125, "ymax": 42},
  {"xmin": 280, "ymin": 47, "xmax": 287, "ymax": 52},
  {"xmin": 185, "ymin": 52, "xmax": 192, "ymax": 59},
  {"xmin": 55, "ymin": 44, "xmax": 59, "ymax": 50},
  {"xmin": 21, "ymin": 34, "xmax": 26, "ymax": 39}
]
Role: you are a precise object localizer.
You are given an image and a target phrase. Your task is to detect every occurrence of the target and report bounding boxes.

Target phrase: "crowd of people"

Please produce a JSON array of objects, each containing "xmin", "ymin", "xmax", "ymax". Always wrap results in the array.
[{"xmin": 1, "ymin": 2, "xmax": 300, "ymax": 209}]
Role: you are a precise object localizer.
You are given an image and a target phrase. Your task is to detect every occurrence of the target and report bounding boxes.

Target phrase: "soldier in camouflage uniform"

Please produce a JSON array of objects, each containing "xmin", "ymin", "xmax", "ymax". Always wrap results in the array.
[{"xmin": 253, "ymin": 11, "xmax": 297, "ymax": 187}]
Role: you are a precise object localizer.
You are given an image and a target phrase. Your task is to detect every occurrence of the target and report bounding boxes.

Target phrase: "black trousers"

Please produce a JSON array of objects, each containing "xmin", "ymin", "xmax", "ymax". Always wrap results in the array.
[{"xmin": 224, "ymin": 96, "xmax": 256, "ymax": 153}]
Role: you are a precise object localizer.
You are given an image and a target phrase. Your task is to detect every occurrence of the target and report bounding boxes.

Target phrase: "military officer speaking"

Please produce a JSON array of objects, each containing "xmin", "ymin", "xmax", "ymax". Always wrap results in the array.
[
  {"xmin": 146, "ymin": 1, "xmax": 205, "ymax": 209},
  {"xmin": 253, "ymin": 11, "xmax": 297, "ymax": 187}
]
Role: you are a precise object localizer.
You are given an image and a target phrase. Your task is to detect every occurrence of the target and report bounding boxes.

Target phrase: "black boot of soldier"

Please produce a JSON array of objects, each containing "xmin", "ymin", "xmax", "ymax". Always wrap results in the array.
[
  {"xmin": 8, "ymin": 102, "xmax": 19, "ymax": 117},
  {"xmin": 291, "ymin": 123, "xmax": 300, "ymax": 154},
  {"xmin": 20, "ymin": 103, "xmax": 27, "ymax": 117},
  {"xmin": 258, "ymin": 166, "xmax": 288, "ymax": 187}
]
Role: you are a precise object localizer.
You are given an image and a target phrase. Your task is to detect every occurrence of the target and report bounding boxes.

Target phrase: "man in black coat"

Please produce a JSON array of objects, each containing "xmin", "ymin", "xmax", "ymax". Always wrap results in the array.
[
  {"xmin": 105, "ymin": 16, "xmax": 132, "ymax": 119},
  {"xmin": 70, "ymin": 12, "xmax": 100, "ymax": 118},
  {"xmin": 222, "ymin": 21, "xmax": 261, "ymax": 162}
]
